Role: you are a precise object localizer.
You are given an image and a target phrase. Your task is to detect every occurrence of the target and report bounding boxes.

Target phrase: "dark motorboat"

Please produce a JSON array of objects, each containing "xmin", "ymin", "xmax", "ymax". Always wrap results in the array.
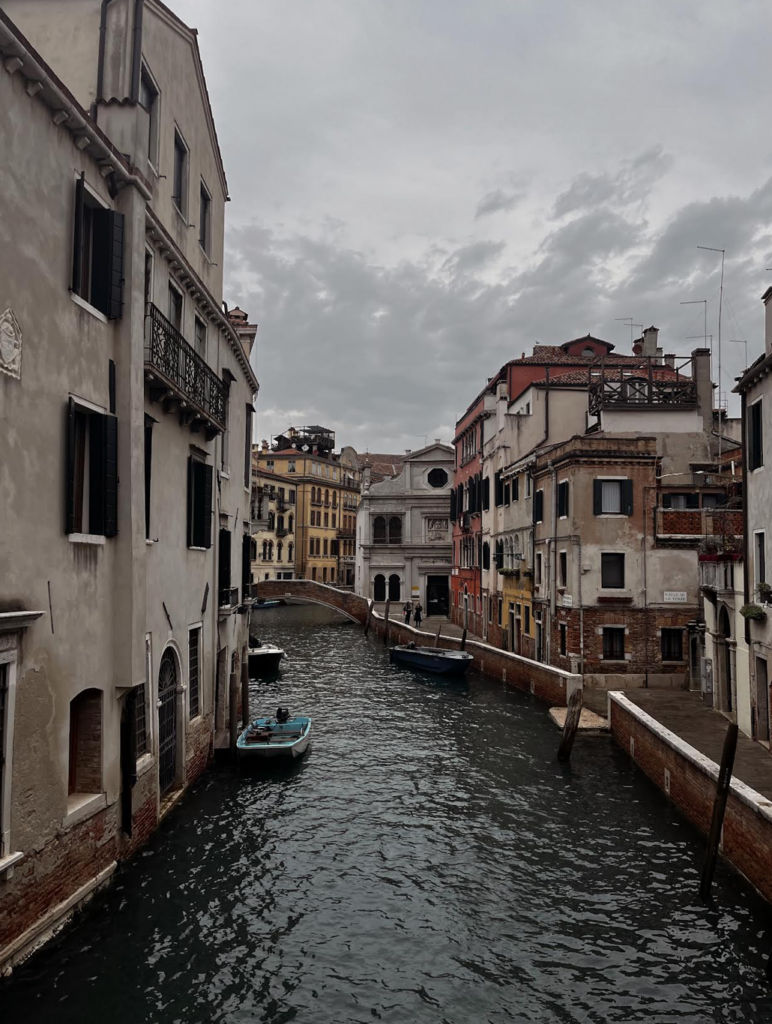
[
  {"xmin": 248, "ymin": 639, "xmax": 285, "ymax": 675},
  {"xmin": 389, "ymin": 643, "xmax": 473, "ymax": 675},
  {"xmin": 253, "ymin": 599, "xmax": 284, "ymax": 610}
]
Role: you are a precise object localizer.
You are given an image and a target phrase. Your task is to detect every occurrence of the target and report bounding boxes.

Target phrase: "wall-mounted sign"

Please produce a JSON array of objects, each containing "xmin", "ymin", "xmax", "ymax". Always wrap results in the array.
[
  {"xmin": 664, "ymin": 591, "xmax": 687, "ymax": 603},
  {"xmin": 562, "ymin": 594, "xmax": 573, "ymax": 607}
]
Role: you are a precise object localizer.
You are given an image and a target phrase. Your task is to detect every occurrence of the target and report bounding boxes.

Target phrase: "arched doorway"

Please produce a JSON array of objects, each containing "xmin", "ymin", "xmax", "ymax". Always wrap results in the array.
[
  {"xmin": 718, "ymin": 606, "xmax": 733, "ymax": 713},
  {"xmin": 388, "ymin": 574, "xmax": 401, "ymax": 601},
  {"xmin": 158, "ymin": 648, "xmax": 178, "ymax": 796},
  {"xmin": 373, "ymin": 574, "xmax": 386, "ymax": 601}
]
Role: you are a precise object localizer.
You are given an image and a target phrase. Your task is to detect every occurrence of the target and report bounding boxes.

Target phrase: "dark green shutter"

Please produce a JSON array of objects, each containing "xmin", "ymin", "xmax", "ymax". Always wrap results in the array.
[
  {"xmin": 107, "ymin": 211, "xmax": 125, "ymax": 319},
  {"xmin": 65, "ymin": 398, "xmax": 76, "ymax": 533},
  {"xmin": 89, "ymin": 413, "xmax": 106, "ymax": 535},
  {"xmin": 103, "ymin": 415, "xmax": 118, "ymax": 537},
  {"xmin": 91, "ymin": 209, "xmax": 125, "ymax": 319},
  {"xmin": 483, "ymin": 476, "xmax": 490, "ymax": 511},
  {"xmin": 187, "ymin": 456, "xmax": 195, "ymax": 547},
  {"xmin": 623, "ymin": 479, "xmax": 634, "ymax": 516},
  {"xmin": 241, "ymin": 533, "xmax": 251, "ymax": 597},
  {"xmin": 534, "ymin": 489, "xmax": 543, "ymax": 523},
  {"xmin": 219, "ymin": 529, "xmax": 232, "ymax": 591},
  {"xmin": 593, "ymin": 480, "xmax": 603, "ymax": 515},
  {"xmin": 71, "ymin": 175, "xmax": 85, "ymax": 295},
  {"xmin": 202, "ymin": 463, "xmax": 213, "ymax": 548}
]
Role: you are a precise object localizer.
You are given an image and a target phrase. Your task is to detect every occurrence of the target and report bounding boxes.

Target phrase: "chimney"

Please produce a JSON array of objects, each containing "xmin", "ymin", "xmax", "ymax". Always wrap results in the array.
[
  {"xmin": 362, "ymin": 465, "xmax": 371, "ymax": 493},
  {"xmin": 405, "ymin": 449, "xmax": 412, "ymax": 455},
  {"xmin": 227, "ymin": 306, "xmax": 258, "ymax": 359},
  {"xmin": 763, "ymin": 287, "xmax": 772, "ymax": 356},
  {"xmin": 641, "ymin": 326, "xmax": 659, "ymax": 358},
  {"xmin": 261, "ymin": 439, "xmax": 269, "ymax": 453},
  {"xmin": 664, "ymin": 353, "xmax": 676, "ymax": 369},
  {"xmin": 692, "ymin": 347, "xmax": 713, "ymax": 435},
  {"xmin": 434, "ymin": 438, "xmax": 441, "ymax": 444}
]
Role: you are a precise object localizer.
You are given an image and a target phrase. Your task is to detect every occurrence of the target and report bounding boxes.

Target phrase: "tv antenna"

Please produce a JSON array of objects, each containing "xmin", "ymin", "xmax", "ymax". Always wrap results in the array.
[{"xmin": 697, "ymin": 246, "xmax": 725, "ymax": 458}]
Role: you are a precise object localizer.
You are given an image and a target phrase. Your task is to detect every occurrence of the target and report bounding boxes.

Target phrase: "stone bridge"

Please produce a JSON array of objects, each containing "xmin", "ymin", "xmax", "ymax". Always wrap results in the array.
[{"xmin": 255, "ymin": 579, "xmax": 581, "ymax": 706}]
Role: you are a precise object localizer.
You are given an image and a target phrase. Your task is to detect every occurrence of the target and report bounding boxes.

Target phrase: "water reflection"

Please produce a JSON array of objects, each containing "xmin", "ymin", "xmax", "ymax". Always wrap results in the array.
[{"xmin": 3, "ymin": 604, "xmax": 772, "ymax": 1023}]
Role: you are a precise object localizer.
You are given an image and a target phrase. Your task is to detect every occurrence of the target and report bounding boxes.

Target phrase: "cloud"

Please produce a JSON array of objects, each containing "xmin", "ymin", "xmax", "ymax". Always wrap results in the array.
[
  {"xmin": 441, "ymin": 240, "xmax": 507, "ymax": 276},
  {"xmin": 553, "ymin": 146, "xmax": 675, "ymax": 219},
  {"xmin": 475, "ymin": 189, "xmax": 522, "ymax": 219}
]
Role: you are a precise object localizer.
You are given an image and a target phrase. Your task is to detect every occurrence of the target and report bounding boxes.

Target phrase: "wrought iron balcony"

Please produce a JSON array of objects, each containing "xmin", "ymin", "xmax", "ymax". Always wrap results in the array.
[
  {"xmin": 276, "ymin": 527, "xmax": 289, "ymax": 538},
  {"xmin": 336, "ymin": 528, "xmax": 355, "ymax": 539},
  {"xmin": 219, "ymin": 586, "xmax": 239, "ymax": 609},
  {"xmin": 144, "ymin": 303, "xmax": 227, "ymax": 436}
]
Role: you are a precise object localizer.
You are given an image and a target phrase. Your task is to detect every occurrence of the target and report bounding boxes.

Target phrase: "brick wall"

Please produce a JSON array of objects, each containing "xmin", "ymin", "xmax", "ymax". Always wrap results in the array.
[
  {"xmin": 609, "ymin": 693, "xmax": 772, "ymax": 905},
  {"xmin": 186, "ymin": 713, "xmax": 214, "ymax": 786},
  {"xmin": 256, "ymin": 579, "xmax": 581, "ymax": 705},
  {"xmin": 70, "ymin": 689, "xmax": 103, "ymax": 793}
]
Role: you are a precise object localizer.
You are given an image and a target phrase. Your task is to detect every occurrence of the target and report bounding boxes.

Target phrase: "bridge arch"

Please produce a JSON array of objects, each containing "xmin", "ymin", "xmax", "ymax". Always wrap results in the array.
[{"xmin": 254, "ymin": 579, "xmax": 368, "ymax": 625}]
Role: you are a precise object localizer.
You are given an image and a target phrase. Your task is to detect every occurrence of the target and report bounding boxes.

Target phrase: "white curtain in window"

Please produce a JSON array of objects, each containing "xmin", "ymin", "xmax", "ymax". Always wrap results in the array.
[{"xmin": 601, "ymin": 480, "xmax": 621, "ymax": 513}]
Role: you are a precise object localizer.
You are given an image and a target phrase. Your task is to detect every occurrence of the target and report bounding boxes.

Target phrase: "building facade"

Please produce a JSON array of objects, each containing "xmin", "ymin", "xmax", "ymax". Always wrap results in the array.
[
  {"xmin": 734, "ymin": 287, "xmax": 772, "ymax": 746},
  {"xmin": 0, "ymin": 4, "xmax": 257, "ymax": 968},
  {"xmin": 356, "ymin": 443, "xmax": 453, "ymax": 614},
  {"xmin": 254, "ymin": 428, "xmax": 361, "ymax": 585},
  {"xmin": 250, "ymin": 462, "xmax": 296, "ymax": 582}
]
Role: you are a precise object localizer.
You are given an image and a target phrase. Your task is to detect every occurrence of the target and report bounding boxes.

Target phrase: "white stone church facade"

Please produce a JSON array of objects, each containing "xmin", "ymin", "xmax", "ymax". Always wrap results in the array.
[{"xmin": 356, "ymin": 443, "xmax": 453, "ymax": 616}]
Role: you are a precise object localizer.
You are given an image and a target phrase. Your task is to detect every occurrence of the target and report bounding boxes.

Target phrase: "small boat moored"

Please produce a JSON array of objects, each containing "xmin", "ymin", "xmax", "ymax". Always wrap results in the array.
[
  {"xmin": 237, "ymin": 709, "xmax": 311, "ymax": 759},
  {"xmin": 248, "ymin": 639, "xmax": 285, "ymax": 675},
  {"xmin": 389, "ymin": 642, "xmax": 474, "ymax": 676},
  {"xmin": 252, "ymin": 599, "xmax": 284, "ymax": 610}
]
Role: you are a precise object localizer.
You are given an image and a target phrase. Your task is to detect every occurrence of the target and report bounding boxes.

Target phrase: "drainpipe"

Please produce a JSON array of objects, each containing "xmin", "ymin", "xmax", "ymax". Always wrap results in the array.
[
  {"xmin": 130, "ymin": 0, "xmax": 145, "ymax": 103},
  {"xmin": 548, "ymin": 460, "xmax": 557, "ymax": 663},
  {"xmin": 95, "ymin": 0, "xmax": 116, "ymax": 120}
]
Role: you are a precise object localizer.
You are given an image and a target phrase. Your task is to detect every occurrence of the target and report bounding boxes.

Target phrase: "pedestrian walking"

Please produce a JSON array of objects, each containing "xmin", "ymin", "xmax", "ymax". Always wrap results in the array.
[
  {"xmin": 403, "ymin": 601, "xmax": 412, "ymax": 625},
  {"xmin": 413, "ymin": 603, "xmax": 423, "ymax": 629}
]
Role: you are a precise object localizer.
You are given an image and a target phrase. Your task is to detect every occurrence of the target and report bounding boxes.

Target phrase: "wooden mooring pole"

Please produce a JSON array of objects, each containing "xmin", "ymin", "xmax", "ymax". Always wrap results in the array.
[
  {"xmin": 241, "ymin": 655, "xmax": 250, "ymax": 728},
  {"xmin": 383, "ymin": 600, "xmax": 390, "ymax": 645},
  {"xmin": 557, "ymin": 688, "xmax": 583, "ymax": 763},
  {"xmin": 700, "ymin": 722, "xmax": 739, "ymax": 900},
  {"xmin": 363, "ymin": 599, "xmax": 374, "ymax": 637},
  {"xmin": 229, "ymin": 671, "xmax": 239, "ymax": 761},
  {"xmin": 434, "ymin": 622, "xmax": 442, "ymax": 646}
]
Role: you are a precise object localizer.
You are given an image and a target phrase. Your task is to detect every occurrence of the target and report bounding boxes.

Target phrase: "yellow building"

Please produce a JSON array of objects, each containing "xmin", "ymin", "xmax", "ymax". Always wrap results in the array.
[{"xmin": 254, "ymin": 427, "xmax": 361, "ymax": 585}]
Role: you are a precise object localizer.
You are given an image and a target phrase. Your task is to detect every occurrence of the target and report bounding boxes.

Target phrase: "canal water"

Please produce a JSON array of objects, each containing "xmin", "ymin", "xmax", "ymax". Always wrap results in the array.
[{"xmin": 3, "ymin": 605, "xmax": 772, "ymax": 1023}]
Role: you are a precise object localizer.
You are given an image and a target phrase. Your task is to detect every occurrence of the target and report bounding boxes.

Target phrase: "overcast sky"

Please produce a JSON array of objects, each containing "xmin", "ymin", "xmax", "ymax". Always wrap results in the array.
[{"xmin": 176, "ymin": 0, "xmax": 772, "ymax": 452}]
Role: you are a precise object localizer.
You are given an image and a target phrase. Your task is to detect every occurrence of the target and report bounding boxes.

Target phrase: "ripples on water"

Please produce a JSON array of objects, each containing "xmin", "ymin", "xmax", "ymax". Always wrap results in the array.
[{"xmin": 3, "ymin": 605, "xmax": 772, "ymax": 1023}]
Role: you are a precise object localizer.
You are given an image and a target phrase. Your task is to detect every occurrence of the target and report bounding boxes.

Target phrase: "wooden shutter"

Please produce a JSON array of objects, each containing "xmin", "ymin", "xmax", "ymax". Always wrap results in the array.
[
  {"xmin": 241, "ymin": 533, "xmax": 251, "ymax": 596},
  {"xmin": 103, "ymin": 414, "xmax": 118, "ymax": 536},
  {"xmin": 558, "ymin": 481, "xmax": 568, "ymax": 518},
  {"xmin": 513, "ymin": 477, "xmax": 519, "ymax": 501},
  {"xmin": 202, "ymin": 464, "xmax": 213, "ymax": 548},
  {"xmin": 109, "ymin": 359, "xmax": 116, "ymax": 414},
  {"xmin": 534, "ymin": 489, "xmax": 543, "ymax": 523},
  {"xmin": 483, "ymin": 476, "xmax": 490, "ymax": 511},
  {"xmin": 187, "ymin": 456, "xmax": 195, "ymax": 546},
  {"xmin": 65, "ymin": 397, "xmax": 76, "ymax": 533},
  {"xmin": 144, "ymin": 417, "xmax": 153, "ymax": 540},
  {"xmin": 623, "ymin": 479, "xmax": 634, "ymax": 516},
  {"xmin": 88, "ymin": 414, "xmax": 106, "ymax": 535},
  {"xmin": 219, "ymin": 529, "xmax": 232, "ymax": 591},
  {"xmin": 450, "ymin": 489, "xmax": 457, "ymax": 521},
  {"xmin": 483, "ymin": 542, "xmax": 490, "ymax": 570},
  {"xmin": 71, "ymin": 175, "xmax": 85, "ymax": 296},
  {"xmin": 593, "ymin": 480, "xmax": 603, "ymax": 515},
  {"xmin": 91, "ymin": 209, "xmax": 125, "ymax": 319}
]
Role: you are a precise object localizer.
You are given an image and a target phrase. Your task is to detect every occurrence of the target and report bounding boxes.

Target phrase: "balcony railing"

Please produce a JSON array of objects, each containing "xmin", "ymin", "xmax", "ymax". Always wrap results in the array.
[
  {"xmin": 219, "ymin": 586, "xmax": 239, "ymax": 609},
  {"xmin": 243, "ymin": 583, "xmax": 259, "ymax": 601},
  {"xmin": 144, "ymin": 303, "xmax": 227, "ymax": 434},
  {"xmin": 276, "ymin": 527, "xmax": 289, "ymax": 538},
  {"xmin": 588, "ymin": 357, "xmax": 697, "ymax": 415},
  {"xmin": 336, "ymin": 528, "xmax": 355, "ymax": 539},
  {"xmin": 656, "ymin": 507, "xmax": 742, "ymax": 549}
]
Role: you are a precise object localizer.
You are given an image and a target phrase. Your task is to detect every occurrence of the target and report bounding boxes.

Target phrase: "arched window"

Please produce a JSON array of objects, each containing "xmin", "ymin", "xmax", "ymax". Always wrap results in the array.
[
  {"xmin": 333, "ymin": 492, "xmax": 338, "ymax": 507},
  {"xmin": 277, "ymin": 542, "xmax": 283, "ymax": 562},
  {"xmin": 323, "ymin": 567, "xmax": 328, "ymax": 583},
  {"xmin": 250, "ymin": 538, "xmax": 257, "ymax": 560},
  {"xmin": 288, "ymin": 542, "xmax": 294, "ymax": 562},
  {"xmin": 389, "ymin": 516, "xmax": 402, "ymax": 544},
  {"xmin": 373, "ymin": 573, "xmax": 386, "ymax": 601},
  {"xmin": 373, "ymin": 516, "xmax": 386, "ymax": 544},
  {"xmin": 288, "ymin": 514, "xmax": 294, "ymax": 532},
  {"xmin": 332, "ymin": 513, "xmax": 336, "ymax": 528},
  {"xmin": 68, "ymin": 689, "xmax": 102, "ymax": 796},
  {"xmin": 582, "ymin": 347, "xmax": 595, "ymax": 357},
  {"xmin": 268, "ymin": 541, "xmax": 273, "ymax": 560},
  {"xmin": 262, "ymin": 540, "xmax": 268, "ymax": 560},
  {"xmin": 325, "ymin": 489, "xmax": 329, "ymax": 505},
  {"xmin": 504, "ymin": 537, "xmax": 512, "ymax": 570},
  {"xmin": 311, "ymin": 567, "xmax": 317, "ymax": 581},
  {"xmin": 482, "ymin": 541, "xmax": 490, "ymax": 570},
  {"xmin": 268, "ymin": 511, "xmax": 275, "ymax": 530},
  {"xmin": 388, "ymin": 574, "xmax": 401, "ymax": 601},
  {"xmin": 323, "ymin": 539, "xmax": 328, "ymax": 556}
]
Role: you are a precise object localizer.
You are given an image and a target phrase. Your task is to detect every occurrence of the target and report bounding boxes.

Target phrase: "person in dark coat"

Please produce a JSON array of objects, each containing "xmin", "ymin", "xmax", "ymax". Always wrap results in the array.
[
  {"xmin": 403, "ymin": 601, "xmax": 412, "ymax": 624},
  {"xmin": 413, "ymin": 603, "xmax": 423, "ymax": 628}
]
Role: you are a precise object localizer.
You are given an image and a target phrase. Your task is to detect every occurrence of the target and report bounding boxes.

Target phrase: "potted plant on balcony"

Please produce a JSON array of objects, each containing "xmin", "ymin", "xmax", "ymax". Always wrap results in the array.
[
  {"xmin": 757, "ymin": 582, "xmax": 772, "ymax": 605},
  {"xmin": 741, "ymin": 603, "xmax": 767, "ymax": 622}
]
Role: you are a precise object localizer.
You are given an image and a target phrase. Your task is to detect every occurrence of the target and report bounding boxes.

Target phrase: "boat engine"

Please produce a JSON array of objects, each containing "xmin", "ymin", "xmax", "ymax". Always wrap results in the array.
[{"xmin": 276, "ymin": 707, "xmax": 290, "ymax": 723}]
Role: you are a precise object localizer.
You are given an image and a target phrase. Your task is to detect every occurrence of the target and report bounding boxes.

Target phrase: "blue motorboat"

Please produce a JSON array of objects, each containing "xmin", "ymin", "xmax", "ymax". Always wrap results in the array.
[
  {"xmin": 237, "ymin": 709, "xmax": 311, "ymax": 760},
  {"xmin": 253, "ymin": 599, "xmax": 284, "ymax": 610},
  {"xmin": 389, "ymin": 643, "xmax": 474, "ymax": 675}
]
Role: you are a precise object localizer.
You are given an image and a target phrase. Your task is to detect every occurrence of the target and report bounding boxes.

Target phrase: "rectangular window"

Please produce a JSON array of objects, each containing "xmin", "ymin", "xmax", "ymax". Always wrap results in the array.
[
  {"xmin": 288, "ymin": 460, "xmax": 296, "ymax": 473},
  {"xmin": 168, "ymin": 283, "xmax": 183, "ymax": 331},
  {"xmin": 749, "ymin": 399, "xmax": 764, "ymax": 471},
  {"xmin": 594, "ymin": 479, "xmax": 633, "ymax": 516},
  {"xmin": 218, "ymin": 528, "xmax": 232, "ymax": 602},
  {"xmin": 194, "ymin": 316, "xmax": 207, "ymax": 360},
  {"xmin": 503, "ymin": 481, "xmax": 511, "ymax": 506},
  {"xmin": 144, "ymin": 249, "xmax": 153, "ymax": 306},
  {"xmin": 661, "ymin": 628, "xmax": 683, "ymax": 661},
  {"xmin": 71, "ymin": 177, "xmax": 124, "ymax": 318},
  {"xmin": 187, "ymin": 456, "xmax": 213, "ymax": 548},
  {"xmin": 603, "ymin": 627, "xmax": 625, "ymax": 660},
  {"xmin": 557, "ymin": 481, "xmax": 569, "ymax": 518},
  {"xmin": 65, "ymin": 399, "xmax": 118, "ymax": 537},
  {"xmin": 524, "ymin": 605, "xmax": 530, "ymax": 635},
  {"xmin": 536, "ymin": 551, "xmax": 542, "ymax": 585},
  {"xmin": 189, "ymin": 627, "xmax": 201, "ymax": 718},
  {"xmin": 662, "ymin": 492, "xmax": 699, "ymax": 510},
  {"xmin": 534, "ymin": 489, "xmax": 544, "ymax": 523},
  {"xmin": 242, "ymin": 533, "xmax": 252, "ymax": 598},
  {"xmin": 134, "ymin": 681, "xmax": 147, "ymax": 757},
  {"xmin": 221, "ymin": 378, "xmax": 230, "ymax": 471},
  {"xmin": 498, "ymin": 599, "xmax": 503, "ymax": 627},
  {"xmin": 756, "ymin": 531, "xmax": 766, "ymax": 585},
  {"xmin": 526, "ymin": 475, "xmax": 532, "ymax": 498},
  {"xmin": 559, "ymin": 623, "xmax": 567, "ymax": 656},
  {"xmin": 601, "ymin": 553, "xmax": 625, "ymax": 588},
  {"xmin": 139, "ymin": 65, "xmax": 159, "ymax": 166},
  {"xmin": 199, "ymin": 180, "xmax": 212, "ymax": 255},
  {"xmin": 244, "ymin": 405, "xmax": 253, "ymax": 489},
  {"xmin": 559, "ymin": 551, "xmax": 567, "ymax": 587},
  {"xmin": 513, "ymin": 477, "xmax": 519, "ymax": 502},
  {"xmin": 173, "ymin": 129, "xmax": 189, "ymax": 216}
]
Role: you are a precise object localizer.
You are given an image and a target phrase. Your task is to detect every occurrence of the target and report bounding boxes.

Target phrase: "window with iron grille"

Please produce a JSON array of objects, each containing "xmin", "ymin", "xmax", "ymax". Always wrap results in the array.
[
  {"xmin": 660, "ymin": 629, "xmax": 683, "ymax": 661},
  {"xmin": 603, "ymin": 627, "xmax": 625, "ymax": 660},
  {"xmin": 135, "ymin": 682, "xmax": 148, "ymax": 756},
  {"xmin": 189, "ymin": 627, "xmax": 201, "ymax": 719}
]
